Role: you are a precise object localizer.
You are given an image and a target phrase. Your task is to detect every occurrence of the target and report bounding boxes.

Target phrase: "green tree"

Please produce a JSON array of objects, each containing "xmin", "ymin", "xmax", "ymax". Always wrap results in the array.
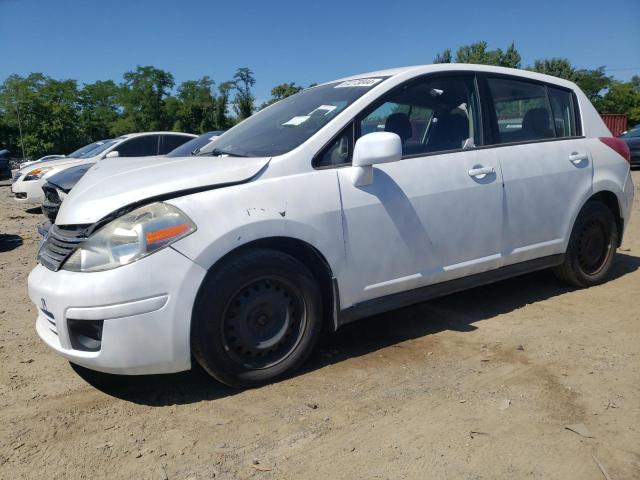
[
  {"xmin": 78, "ymin": 80, "xmax": 120, "ymax": 142},
  {"xmin": 574, "ymin": 67, "xmax": 611, "ymax": 105},
  {"xmin": 501, "ymin": 42, "xmax": 522, "ymax": 69},
  {"xmin": 455, "ymin": 41, "xmax": 498, "ymax": 65},
  {"xmin": 214, "ymin": 81, "xmax": 234, "ymax": 129},
  {"xmin": 454, "ymin": 41, "xmax": 522, "ymax": 68},
  {"xmin": 433, "ymin": 48, "xmax": 452, "ymax": 64},
  {"xmin": 530, "ymin": 57, "xmax": 576, "ymax": 80},
  {"xmin": 598, "ymin": 78, "xmax": 640, "ymax": 124},
  {"xmin": 113, "ymin": 65, "xmax": 175, "ymax": 135},
  {"xmin": 232, "ymin": 67, "xmax": 256, "ymax": 120},
  {"xmin": 171, "ymin": 76, "xmax": 217, "ymax": 133},
  {"xmin": 0, "ymin": 73, "xmax": 81, "ymax": 158},
  {"xmin": 261, "ymin": 82, "xmax": 303, "ymax": 108}
]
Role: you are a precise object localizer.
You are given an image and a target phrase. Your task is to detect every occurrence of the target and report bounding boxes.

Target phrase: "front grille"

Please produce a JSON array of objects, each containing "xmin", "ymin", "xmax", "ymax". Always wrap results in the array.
[
  {"xmin": 38, "ymin": 225, "xmax": 88, "ymax": 271},
  {"xmin": 41, "ymin": 184, "xmax": 62, "ymax": 223},
  {"xmin": 12, "ymin": 171, "xmax": 22, "ymax": 183},
  {"xmin": 42, "ymin": 183, "xmax": 61, "ymax": 203}
]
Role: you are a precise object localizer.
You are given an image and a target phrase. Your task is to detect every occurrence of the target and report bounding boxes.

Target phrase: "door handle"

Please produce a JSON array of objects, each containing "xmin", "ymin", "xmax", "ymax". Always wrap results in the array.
[
  {"xmin": 569, "ymin": 152, "xmax": 588, "ymax": 164},
  {"xmin": 468, "ymin": 166, "xmax": 495, "ymax": 178}
]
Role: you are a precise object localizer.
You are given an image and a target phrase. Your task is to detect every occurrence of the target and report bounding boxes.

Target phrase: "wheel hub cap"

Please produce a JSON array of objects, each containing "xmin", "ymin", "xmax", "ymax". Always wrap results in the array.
[{"xmin": 221, "ymin": 276, "xmax": 306, "ymax": 369}]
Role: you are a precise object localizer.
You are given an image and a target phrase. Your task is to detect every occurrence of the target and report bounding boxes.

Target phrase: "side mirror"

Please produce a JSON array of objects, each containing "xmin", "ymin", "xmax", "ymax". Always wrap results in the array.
[
  {"xmin": 351, "ymin": 132, "xmax": 402, "ymax": 186},
  {"xmin": 104, "ymin": 150, "xmax": 119, "ymax": 159}
]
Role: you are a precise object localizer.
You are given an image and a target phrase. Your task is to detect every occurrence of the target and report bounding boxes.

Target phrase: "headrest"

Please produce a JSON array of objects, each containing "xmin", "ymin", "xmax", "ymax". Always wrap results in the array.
[
  {"xmin": 522, "ymin": 108, "xmax": 552, "ymax": 136},
  {"xmin": 385, "ymin": 113, "xmax": 413, "ymax": 142}
]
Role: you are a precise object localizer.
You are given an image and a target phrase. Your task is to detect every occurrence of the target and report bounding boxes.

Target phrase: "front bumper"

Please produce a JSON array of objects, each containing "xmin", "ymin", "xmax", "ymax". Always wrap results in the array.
[
  {"xmin": 11, "ymin": 177, "xmax": 45, "ymax": 205},
  {"xmin": 28, "ymin": 246, "xmax": 207, "ymax": 375}
]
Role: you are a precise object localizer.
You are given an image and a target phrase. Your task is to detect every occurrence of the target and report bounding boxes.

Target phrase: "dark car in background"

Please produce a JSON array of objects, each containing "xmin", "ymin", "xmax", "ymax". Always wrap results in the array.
[
  {"xmin": 39, "ymin": 131, "xmax": 224, "ymax": 225},
  {"xmin": 0, "ymin": 150, "xmax": 11, "ymax": 180},
  {"xmin": 619, "ymin": 126, "xmax": 640, "ymax": 167}
]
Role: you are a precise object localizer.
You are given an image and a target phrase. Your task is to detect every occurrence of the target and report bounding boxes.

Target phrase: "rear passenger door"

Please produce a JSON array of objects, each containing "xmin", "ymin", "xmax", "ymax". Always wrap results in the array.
[{"xmin": 483, "ymin": 75, "xmax": 592, "ymax": 264}]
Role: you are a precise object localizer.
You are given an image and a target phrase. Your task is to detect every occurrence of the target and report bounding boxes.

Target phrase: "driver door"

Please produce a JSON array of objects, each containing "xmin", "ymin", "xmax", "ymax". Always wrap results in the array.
[{"xmin": 326, "ymin": 74, "xmax": 506, "ymax": 308}]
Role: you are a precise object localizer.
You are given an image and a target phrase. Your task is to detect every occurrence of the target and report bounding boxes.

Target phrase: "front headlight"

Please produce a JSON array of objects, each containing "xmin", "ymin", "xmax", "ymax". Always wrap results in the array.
[
  {"xmin": 62, "ymin": 202, "xmax": 196, "ymax": 272},
  {"xmin": 24, "ymin": 167, "xmax": 52, "ymax": 181}
]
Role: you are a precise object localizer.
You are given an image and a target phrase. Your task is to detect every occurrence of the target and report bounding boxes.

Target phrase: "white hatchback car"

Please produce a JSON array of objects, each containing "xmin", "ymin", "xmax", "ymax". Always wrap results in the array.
[
  {"xmin": 11, "ymin": 132, "xmax": 195, "ymax": 206},
  {"xmin": 28, "ymin": 64, "xmax": 633, "ymax": 388}
]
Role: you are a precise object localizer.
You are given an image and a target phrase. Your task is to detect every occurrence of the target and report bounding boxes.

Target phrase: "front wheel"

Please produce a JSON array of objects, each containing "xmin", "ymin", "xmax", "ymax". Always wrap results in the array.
[
  {"xmin": 554, "ymin": 201, "xmax": 618, "ymax": 288},
  {"xmin": 191, "ymin": 248, "xmax": 323, "ymax": 388}
]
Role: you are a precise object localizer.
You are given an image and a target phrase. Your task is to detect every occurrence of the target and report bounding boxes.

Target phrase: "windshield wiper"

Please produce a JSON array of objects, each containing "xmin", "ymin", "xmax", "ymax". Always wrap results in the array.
[{"xmin": 205, "ymin": 148, "xmax": 248, "ymax": 157}]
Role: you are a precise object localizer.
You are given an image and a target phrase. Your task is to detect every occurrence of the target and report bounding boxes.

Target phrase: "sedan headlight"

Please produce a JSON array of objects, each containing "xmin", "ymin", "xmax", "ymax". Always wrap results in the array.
[
  {"xmin": 24, "ymin": 167, "xmax": 52, "ymax": 181},
  {"xmin": 63, "ymin": 203, "xmax": 196, "ymax": 272}
]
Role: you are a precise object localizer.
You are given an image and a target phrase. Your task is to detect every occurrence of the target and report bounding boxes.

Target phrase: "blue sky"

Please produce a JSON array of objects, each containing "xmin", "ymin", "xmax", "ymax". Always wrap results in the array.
[{"xmin": 1, "ymin": 0, "xmax": 638, "ymax": 103}]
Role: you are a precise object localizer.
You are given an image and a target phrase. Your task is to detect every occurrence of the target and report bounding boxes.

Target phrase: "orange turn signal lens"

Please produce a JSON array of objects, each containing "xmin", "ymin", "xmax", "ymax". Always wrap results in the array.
[{"xmin": 145, "ymin": 223, "xmax": 190, "ymax": 245}]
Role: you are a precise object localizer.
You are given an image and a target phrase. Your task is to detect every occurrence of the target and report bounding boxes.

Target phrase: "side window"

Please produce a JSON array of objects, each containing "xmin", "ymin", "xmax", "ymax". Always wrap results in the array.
[
  {"xmin": 314, "ymin": 123, "xmax": 353, "ymax": 168},
  {"xmin": 116, "ymin": 135, "xmax": 160, "ymax": 157},
  {"xmin": 548, "ymin": 87, "xmax": 577, "ymax": 138},
  {"xmin": 160, "ymin": 135, "xmax": 191, "ymax": 154},
  {"xmin": 487, "ymin": 77, "xmax": 554, "ymax": 143},
  {"xmin": 359, "ymin": 75, "xmax": 479, "ymax": 156}
]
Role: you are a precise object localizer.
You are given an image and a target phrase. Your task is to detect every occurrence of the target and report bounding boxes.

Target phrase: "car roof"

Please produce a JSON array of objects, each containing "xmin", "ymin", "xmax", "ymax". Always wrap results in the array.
[
  {"xmin": 327, "ymin": 63, "xmax": 578, "ymax": 91},
  {"xmin": 115, "ymin": 131, "xmax": 197, "ymax": 140}
]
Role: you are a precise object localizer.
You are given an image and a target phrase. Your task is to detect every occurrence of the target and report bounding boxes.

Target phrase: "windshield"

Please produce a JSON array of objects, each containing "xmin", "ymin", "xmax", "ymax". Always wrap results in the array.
[
  {"xmin": 199, "ymin": 78, "xmax": 388, "ymax": 157},
  {"xmin": 78, "ymin": 139, "xmax": 118, "ymax": 158},
  {"xmin": 167, "ymin": 131, "xmax": 226, "ymax": 157},
  {"xmin": 67, "ymin": 140, "xmax": 113, "ymax": 158},
  {"xmin": 620, "ymin": 127, "xmax": 640, "ymax": 138}
]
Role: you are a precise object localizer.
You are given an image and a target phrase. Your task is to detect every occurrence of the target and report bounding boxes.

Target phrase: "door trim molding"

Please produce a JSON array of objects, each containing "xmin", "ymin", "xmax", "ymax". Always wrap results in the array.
[{"xmin": 337, "ymin": 254, "xmax": 564, "ymax": 326}]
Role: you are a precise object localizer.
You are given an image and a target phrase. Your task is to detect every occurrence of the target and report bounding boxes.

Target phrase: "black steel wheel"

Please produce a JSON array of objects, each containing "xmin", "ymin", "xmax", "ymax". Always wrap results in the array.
[
  {"xmin": 221, "ymin": 276, "xmax": 306, "ymax": 369},
  {"xmin": 191, "ymin": 248, "xmax": 323, "ymax": 388},
  {"xmin": 576, "ymin": 218, "xmax": 610, "ymax": 275},
  {"xmin": 554, "ymin": 201, "xmax": 618, "ymax": 287}
]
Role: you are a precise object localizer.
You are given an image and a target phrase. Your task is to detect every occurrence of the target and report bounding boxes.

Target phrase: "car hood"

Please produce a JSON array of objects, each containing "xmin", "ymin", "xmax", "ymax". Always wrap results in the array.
[
  {"xmin": 47, "ymin": 163, "xmax": 94, "ymax": 192},
  {"xmin": 56, "ymin": 154, "xmax": 271, "ymax": 225},
  {"xmin": 18, "ymin": 156, "xmax": 88, "ymax": 174}
]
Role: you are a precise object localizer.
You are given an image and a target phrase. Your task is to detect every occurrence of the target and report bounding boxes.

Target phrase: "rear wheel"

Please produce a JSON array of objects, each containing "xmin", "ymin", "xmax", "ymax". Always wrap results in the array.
[
  {"xmin": 191, "ymin": 248, "xmax": 322, "ymax": 388},
  {"xmin": 554, "ymin": 201, "xmax": 618, "ymax": 287}
]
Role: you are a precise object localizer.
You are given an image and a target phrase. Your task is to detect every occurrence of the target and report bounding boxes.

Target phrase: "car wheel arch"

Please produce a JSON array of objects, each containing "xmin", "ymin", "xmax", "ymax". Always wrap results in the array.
[
  {"xmin": 589, "ymin": 190, "xmax": 623, "ymax": 244},
  {"xmin": 567, "ymin": 189, "xmax": 624, "ymax": 247},
  {"xmin": 191, "ymin": 236, "xmax": 338, "ymax": 341}
]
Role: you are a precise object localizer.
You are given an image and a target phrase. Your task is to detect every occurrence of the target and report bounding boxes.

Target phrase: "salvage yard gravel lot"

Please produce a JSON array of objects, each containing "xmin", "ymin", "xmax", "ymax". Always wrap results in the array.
[{"xmin": 1, "ymin": 173, "xmax": 639, "ymax": 480}]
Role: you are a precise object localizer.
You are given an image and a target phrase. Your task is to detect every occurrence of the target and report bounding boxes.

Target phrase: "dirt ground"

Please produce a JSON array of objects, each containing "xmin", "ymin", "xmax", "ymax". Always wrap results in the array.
[{"xmin": 1, "ymin": 173, "xmax": 639, "ymax": 480}]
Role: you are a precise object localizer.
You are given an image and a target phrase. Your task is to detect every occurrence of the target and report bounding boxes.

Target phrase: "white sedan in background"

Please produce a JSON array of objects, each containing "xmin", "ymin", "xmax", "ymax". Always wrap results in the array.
[{"xmin": 11, "ymin": 132, "xmax": 195, "ymax": 206}]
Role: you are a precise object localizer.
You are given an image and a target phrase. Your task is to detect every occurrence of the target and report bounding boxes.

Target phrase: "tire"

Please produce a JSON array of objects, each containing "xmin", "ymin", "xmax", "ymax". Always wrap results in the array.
[
  {"xmin": 553, "ymin": 201, "xmax": 618, "ymax": 288},
  {"xmin": 191, "ymin": 248, "xmax": 323, "ymax": 388}
]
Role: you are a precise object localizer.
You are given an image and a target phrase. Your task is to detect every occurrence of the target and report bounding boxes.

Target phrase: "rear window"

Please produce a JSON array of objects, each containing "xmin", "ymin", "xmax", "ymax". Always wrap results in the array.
[
  {"xmin": 548, "ymin": 87, "xmax": 577, "ymax": 137},
  {"xmin": 487, "ymin": 77, "xmax": 579, "ymax": 144},
  {"xmin": 488, "ymin": 78, "xmax": 553, "ymax": 143}
]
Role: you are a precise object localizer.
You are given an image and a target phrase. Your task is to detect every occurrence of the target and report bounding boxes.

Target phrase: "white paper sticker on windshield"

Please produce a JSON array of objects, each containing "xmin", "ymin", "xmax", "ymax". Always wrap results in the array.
[
  {"xmin": 283, "ymin": 115, "xmax": 310, "ymax": 126},
  {"xmin": 334, "ymin": 78, "xmax": 383, "ymax": 88},
  {"xmin": 309, "ymin": 105, "xmax": 337, "ymax": 116}
]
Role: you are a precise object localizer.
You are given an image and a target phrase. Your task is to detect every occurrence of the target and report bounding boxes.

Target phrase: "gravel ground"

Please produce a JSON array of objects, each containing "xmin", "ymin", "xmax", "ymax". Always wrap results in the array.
[{"xmin": 1, "ymin": 173, "xmax": 639, "ymax": 479}]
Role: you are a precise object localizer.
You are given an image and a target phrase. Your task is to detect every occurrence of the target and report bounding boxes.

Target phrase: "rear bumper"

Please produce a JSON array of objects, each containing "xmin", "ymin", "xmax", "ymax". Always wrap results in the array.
[
  {"xmin": 621, "ymin": 171, "xmax": 634, "ymax": 241},
  {"xmin": 28, "ymin": 246, "xmax": 207, "ymax": 375}
]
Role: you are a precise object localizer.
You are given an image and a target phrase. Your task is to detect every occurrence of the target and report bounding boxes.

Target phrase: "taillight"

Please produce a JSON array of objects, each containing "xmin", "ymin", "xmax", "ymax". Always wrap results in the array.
[{"xmin": 599, "ymin": 137, "xmax": 631, "ymax": 163}]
